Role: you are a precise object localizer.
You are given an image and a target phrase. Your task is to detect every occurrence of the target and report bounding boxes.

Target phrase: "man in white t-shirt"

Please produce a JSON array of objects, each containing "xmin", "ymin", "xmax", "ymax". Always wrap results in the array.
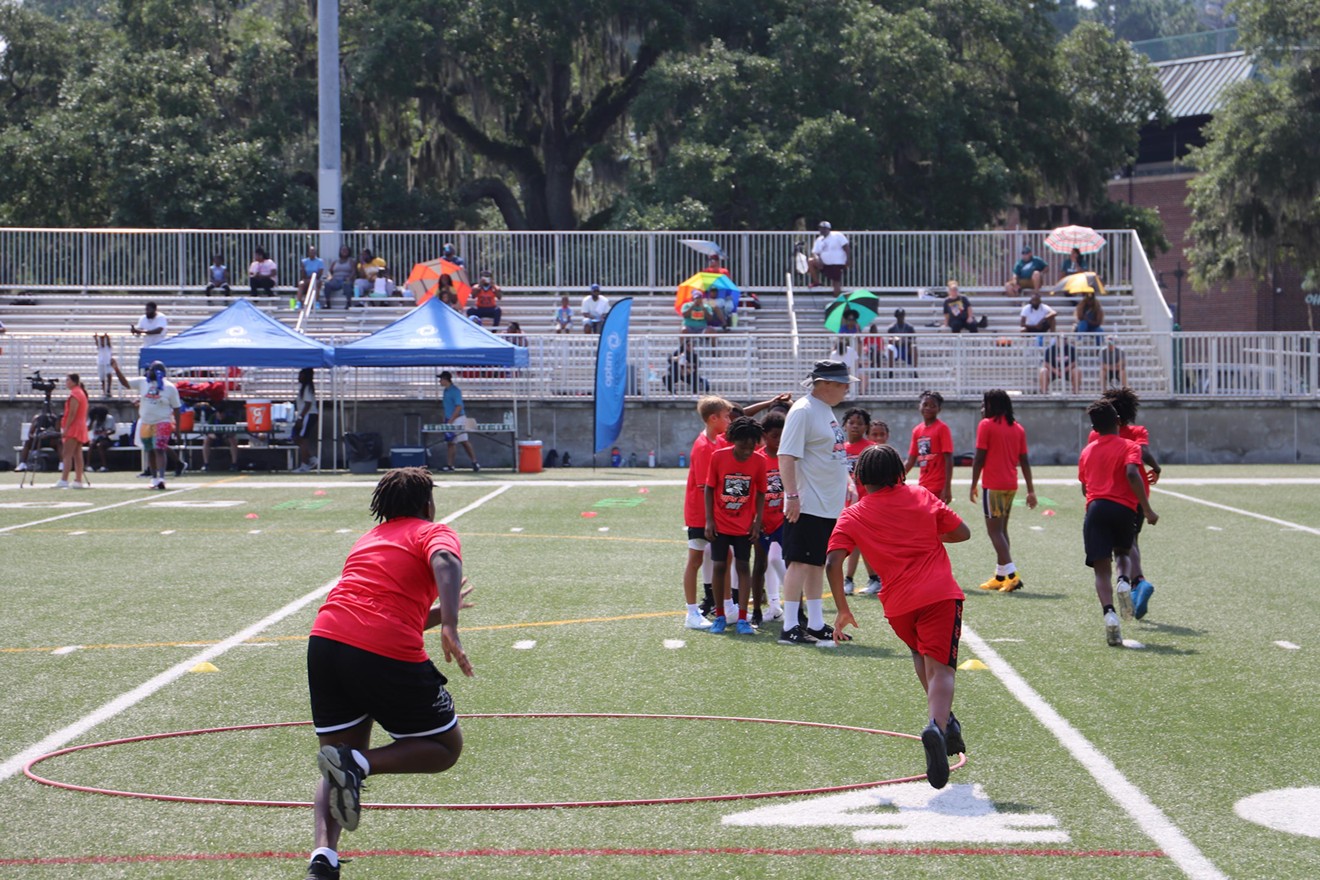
[
  {"xmin": 809, "ymin": 221, "xmax": 851, "ymax": 295},
  {"xmin": 581, "ymin": 285, "xmax": 610, "ymax": 334},
  {"xmin": 130, "ymin": 302, "xmax": 168, "ymax": 342},
  {"xmin": 111, "ymin": 357, "xmax": 181, "ymax": 490},
  {"xmin": 1019, "ymin": 290, "xmax": 1057, "ymax": 336},
  {"xmin": 777, "ymin": 360, "xmax": 855, "ymax": 645}
]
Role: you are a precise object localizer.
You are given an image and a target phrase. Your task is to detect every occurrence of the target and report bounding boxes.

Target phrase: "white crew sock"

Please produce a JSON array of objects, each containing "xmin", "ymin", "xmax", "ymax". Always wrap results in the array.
[
  {"xmin": 806, "ymin": 599, "xmax": 825, "ymax": 630},
  {"xmin": 783, "ymin": 601, "xmax": 801, "ymax": 630}
]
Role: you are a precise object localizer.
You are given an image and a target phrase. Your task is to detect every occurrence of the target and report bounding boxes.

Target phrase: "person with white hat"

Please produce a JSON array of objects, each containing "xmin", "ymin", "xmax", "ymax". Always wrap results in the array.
[{"xmin": 809, "ymin": 221, "xmax": 851, "ymax": 295}]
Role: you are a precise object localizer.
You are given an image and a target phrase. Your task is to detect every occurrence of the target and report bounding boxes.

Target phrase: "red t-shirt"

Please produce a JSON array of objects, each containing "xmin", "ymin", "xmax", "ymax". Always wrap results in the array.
[
  {"xmin": 975, "ymin": 417, "xmax": 1028, "ymax": 491},
  {"xmin": 684, "ymin": 431, "xmax": 727, "ymax": 528},
  {"xmin": 706, "ymin": 447, "xmax": 767, "ymax": 535},
  {"xmin": 758, "ymin": 447, "xmax": 785, "ymax": 533},
  {"xmin": 1087, "ymin": 424, "xmax": 1152, "ymax": 489},
  {"xmin": 828, "ymin": 485, "xmax": 965, "ymax": 617},
  {"xmin": 1078, "ymin": 434, "xmax": 1143, "ymax": 510},
  {"xmin": 909, "ymin": 419, "xmax": 953, "ymax": 495},
  {"xmin": 311, "ymin": 518, "xmax": 462, "ymax": 663},
  {"xmin": 844, "ymin": 438, "xmax": 874, "ymax": 500}
]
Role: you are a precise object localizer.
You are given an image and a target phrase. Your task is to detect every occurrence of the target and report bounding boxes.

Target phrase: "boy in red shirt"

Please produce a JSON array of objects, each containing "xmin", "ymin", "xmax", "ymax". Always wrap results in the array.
[
  {"xmin": 751, "ymin": 411, "xmax": 787, "ymax": 626},
  {"xmin": 826, "ymin": 445, "xmax": 971, "ymax": 789},
  {"xmin": 305, "ymin": 468, "xmax": 474, "ymax": 879},
  {"xmin": 905, "ymin": 390, "xmax": 954, "ymax": 504},
  {"xmin": 705, "ymin": 417, "xmax": 768, "ymax": 634},
  {"xmin": 1086, "ymin": 387, "xmax": 1163, "ymax": 620},
  {"xmin": 1079, "ymin": 400, "xmax": 1158, "ymax": 646},
  {"xmin": 968, "ymin": 389, "xmax": 1037, "ymax": 592},
  {"xmin": 683, "ymin": 396, "xmax": 732, "ymax": 628},
  {"xmin": 840, "ymin": 408, "xmax": 881, "ymax": 596}
]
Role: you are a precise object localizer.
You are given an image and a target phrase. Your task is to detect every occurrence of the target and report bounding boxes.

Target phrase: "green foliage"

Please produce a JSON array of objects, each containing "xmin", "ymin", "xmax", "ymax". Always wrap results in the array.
[{"xmin": 1082, "ymin": 0, "xmax": 1201, "ymax": 43}]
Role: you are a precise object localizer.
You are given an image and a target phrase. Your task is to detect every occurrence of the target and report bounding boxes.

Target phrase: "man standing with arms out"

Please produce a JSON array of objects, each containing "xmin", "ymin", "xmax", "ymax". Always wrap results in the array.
[
  {"xmin": 436, "ymin": 371, "xmax": 479, "ymax": 473},
  {"xmin": 110, "ymin": 357, "xmax": 181, "ymax": 490},
  {"xmin": 809, "ymin": 221, "xmax": 851, "ymax": 295},
  {"xmin": 305, "ymin": 468, "xmax": 474, "ymax": 879},
  {"xmin": 582, "ymin": 284, "xmax": 611, "ymax": 334},
  {"xmin": 130, "ymin": 301, "xmax": 168, "ymax": 342},
  {"xmin": 777, "ymin": 360, "xmax": 855, "ymax": 645}
]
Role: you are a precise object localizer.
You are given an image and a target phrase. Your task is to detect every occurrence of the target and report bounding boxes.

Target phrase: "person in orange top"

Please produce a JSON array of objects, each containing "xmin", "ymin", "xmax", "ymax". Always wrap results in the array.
[
  {"xmin": 705, "ymin": 417, "xmax": 768, "ymax": 634},
  {"xmin": 968, "ymin": 389, "xmax": 1036, "ymax": 592},
  {"xmin": 465, "ymin": 272, "xmax": 503, "ymax": 326},
  {"xmin": 905, "ymin": 390, "xmax": 954, "ymax": 504},
  {"xmin": 826, "ymin": 445, "xmax": 971, "ymax": 789},
  {"xmin": 682, "ymin": 396, "xmax": 732, "ymax": 628},
  {"xmin": 56, "ymin": 373, "xmax": 90, "ymax": 489},
  {"xmin": 1079, "ymin": 400, "xmax": 1158, "ymax": 647},
  {"xmin": 1086, "ymin": 387, "xmax": 1163, "ymax": 621},
  {"xmin": 305, "ymin": 468, "xmax": 474, "ymax": 879}
]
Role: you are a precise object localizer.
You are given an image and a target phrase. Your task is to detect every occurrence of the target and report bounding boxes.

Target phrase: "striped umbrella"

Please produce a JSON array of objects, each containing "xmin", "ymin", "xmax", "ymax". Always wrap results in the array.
[{"xmin": 1043, "ymin": 226, "xmax": 1106, "ymax": 255}]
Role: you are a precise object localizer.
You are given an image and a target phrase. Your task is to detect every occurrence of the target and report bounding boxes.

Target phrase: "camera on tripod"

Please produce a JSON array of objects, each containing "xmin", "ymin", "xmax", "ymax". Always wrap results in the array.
[{"xmin": 27, "ymin": 372, "xmax": 57, "ymax": 394}]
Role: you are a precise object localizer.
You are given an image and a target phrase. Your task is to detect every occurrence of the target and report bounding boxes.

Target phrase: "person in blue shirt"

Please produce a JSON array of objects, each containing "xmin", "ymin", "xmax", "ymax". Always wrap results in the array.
[
  {"xmin": 1005, "ymin": 245, "xmax": 1048, "ymax": 296},
  {"xmin": 298, "ymin": 246, "xmax": 327, "ymax": 309},
  {"xmin": 437, "ymin": 371, "xmax": 480, "ymax": 472}
]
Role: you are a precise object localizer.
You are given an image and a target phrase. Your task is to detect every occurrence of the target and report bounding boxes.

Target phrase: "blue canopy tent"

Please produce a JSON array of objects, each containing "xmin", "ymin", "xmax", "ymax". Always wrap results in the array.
[
  {"xmin": 333, "ymin": 299, "xmax": 529, "ymax": 466},
  {"xmin": 134, "ymin": 299, "xmax": 336, "ymax": 467}
]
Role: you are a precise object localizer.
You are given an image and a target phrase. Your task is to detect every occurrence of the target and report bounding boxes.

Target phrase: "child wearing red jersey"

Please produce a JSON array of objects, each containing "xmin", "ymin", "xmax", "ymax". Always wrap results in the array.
[
  {"xmin": 840, "ymin": 408, "xmax": 882, "ymax": 596},
  {"xmin": 905, "ymin": 390, "xmax": 954, "ymax": 504},
  {"xmin": 1079, "ymin": 401, "xmax": 1158, "ymax": 647},
  {"xmin": 968, "ymin": 389, "xmax": 1037, "ymax": 592},
  {"xmin": 752, "ymin": 411, "xmax": 788, "ymax": 626},
  {"xmin": 826, "ymin": 445, "xmax": 971, "ymax": 789},
  {"xmin": 682, "ymin": 396, "xmax": 732, "ymax": 629},
  {"xmin": 705, "ymin": 418, "xmax": 768, "ymax": 634},
  {"xmin": 1087, "ymin": 387, "xmax": 1163, "ymax": 620},
  {"xmin": 305, "ymin": 468, "xmax": 474, "ymax": 879}
]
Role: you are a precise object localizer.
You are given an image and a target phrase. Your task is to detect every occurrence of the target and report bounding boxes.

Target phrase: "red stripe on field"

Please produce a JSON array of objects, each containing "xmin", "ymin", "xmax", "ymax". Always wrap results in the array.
[{"xmin": 0, "ymin": 846, "xmax": 1166, "ymax": 866}]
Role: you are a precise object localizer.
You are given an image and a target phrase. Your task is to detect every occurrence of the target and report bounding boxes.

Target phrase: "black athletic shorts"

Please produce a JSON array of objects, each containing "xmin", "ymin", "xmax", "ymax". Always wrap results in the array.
[
  {"xmin": 307, "ymin": 635, "xmax": 457, "ymax": 739},
  {"xmin": 1132, "ymin": 503, "xmax": 1146, "ymax": 537},
  {"xmin": 782, "ymin": 513, "xmax": 837, "ymax": 566},
  {"xmin": 294, "ymin": 413, "xmax": 319, "ymax": 441},
  {"xmin": 711, "ymin": 532, "xmax": 752, "ymax": 561},
  {"xmin": 1083, "ymin": 498, "xmax": 1137, "ymax": 568}
]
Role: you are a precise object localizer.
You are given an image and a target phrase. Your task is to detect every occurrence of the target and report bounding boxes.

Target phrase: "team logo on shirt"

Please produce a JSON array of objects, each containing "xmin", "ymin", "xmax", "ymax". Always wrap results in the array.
[
  {"xmin": 832, "ymin": 421, "xmax": 847, "ymax": 460},
  {"xmin": 722, "ymin": 475, "xmax": 750, "ymax": 510},
  {"xmin": 766, "ymin": 471, "xmax": 783, "ymax": 508}
]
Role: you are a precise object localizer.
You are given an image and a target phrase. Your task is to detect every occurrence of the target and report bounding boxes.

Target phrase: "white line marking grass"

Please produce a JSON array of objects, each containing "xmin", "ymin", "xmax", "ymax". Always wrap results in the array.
[
  {"xmin": 1275, "ymin": 641, "xmax": 1301, "ymax": 651},
  {"xmin": 513, "ymin": 640, "xmax": 537, "ymax": 650},
  {"xmin": 663, "ymin": 639, "xmax": 685, "ymax": 649},
  {"xmin": 51, "ymin": 646, "xmax": 81, "ymax": 655},
  {"xmin": 0, "ymin": 488, "xmax": 194, "ymax": 534},
  {"xmin": 961, "ymin": 625, "xmax": 1226, "ymax": 879},
  {"xmin": 1207, "ymin": 526, "xmax": 1223, "ymax": 531},
  {"xmin": 1153, "ymin": 487, "xmax": 1320, "ymax": 536},
  {"xmin": 0, "ymin": 484, "xmax": 512, "ymax": 784}
]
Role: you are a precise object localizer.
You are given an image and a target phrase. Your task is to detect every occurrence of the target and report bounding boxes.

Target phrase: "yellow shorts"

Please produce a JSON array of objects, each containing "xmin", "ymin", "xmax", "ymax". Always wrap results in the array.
[{"xmin": 982, "ymin": 489, "xmax": 1016, "ymax": 520}]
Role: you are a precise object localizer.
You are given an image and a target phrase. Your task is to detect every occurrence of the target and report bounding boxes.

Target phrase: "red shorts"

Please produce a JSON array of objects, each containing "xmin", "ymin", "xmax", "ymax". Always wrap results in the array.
[
  {"xmin": 886, "ymin": 599, "xmax": 962, "ymax": 667},
  {"xmin": 140, "ymin": 420, "xmax": 174, "ymax": 451}
]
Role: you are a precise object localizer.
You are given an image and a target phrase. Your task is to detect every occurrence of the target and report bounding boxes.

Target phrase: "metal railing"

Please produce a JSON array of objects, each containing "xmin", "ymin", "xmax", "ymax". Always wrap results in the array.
[{"xmin": 4, "ymin": 331, "xmax": 1316, "ymax": 406}]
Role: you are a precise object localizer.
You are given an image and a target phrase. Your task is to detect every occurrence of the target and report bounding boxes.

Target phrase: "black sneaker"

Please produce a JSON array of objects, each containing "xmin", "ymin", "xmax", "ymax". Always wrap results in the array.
[
  {"xmin": 750, "ymin": 608, "xmax": 763, "ymax": 627},
  {"xmin": 921, "ymin": 721, "xmax": 950, "ymax": 789},
  {"xmin": 945, "ymin": 712, "xmax": 966, "ymax": 756},
  {"xmin": 174, "ymin": 460, "xmax": 186, "ymax": 478},
  {"xmin": 806, "ymin": 623, "xmax": 834, "ymax": 641},
  {"xmin": 306, "ymin": 854, "xmax": 340, "ymax": 879},
  {"xmin": 777, "ymin": 624, "xmax": 818, "ymax": 645},
  {"xmin": 317, "ymin": 744, "xmax": 365, "ymax": 831},
  {"xmin": 472, "ymin": 463, "xmax": 481, "ymax": 472}
]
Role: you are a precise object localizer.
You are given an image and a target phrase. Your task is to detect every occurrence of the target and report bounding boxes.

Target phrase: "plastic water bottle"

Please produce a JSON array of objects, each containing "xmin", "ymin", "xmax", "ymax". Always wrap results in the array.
[
  {"xmin": 648, "ymin": 450, "xmax": 656, "ymax": 468},
  {"xmin": 678, "ymin": 453, "xmax": 687, "ymax": 468}
]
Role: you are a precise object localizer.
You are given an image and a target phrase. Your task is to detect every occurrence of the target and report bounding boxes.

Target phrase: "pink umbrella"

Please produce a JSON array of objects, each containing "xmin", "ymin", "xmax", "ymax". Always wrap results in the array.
[{"xmin": 1044, "ymin": 225, "xmax": 1107, "ymax": 255}]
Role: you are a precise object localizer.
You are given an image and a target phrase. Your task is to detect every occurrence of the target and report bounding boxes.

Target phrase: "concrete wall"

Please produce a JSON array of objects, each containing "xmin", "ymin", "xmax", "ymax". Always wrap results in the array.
[{"xmin": 5, "ymin": 397, "xmax": 1318, "ymax": 469}]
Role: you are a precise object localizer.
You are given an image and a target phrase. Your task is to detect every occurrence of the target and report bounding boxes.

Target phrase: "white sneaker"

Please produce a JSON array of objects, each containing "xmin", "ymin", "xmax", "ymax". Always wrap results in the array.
[
  {"xmin": 308, "ymin": 457, "xmax": 319, "ymax": 468},
  {"xmin": 53, "ymin": 479, "xmax": 69, "ymax": 489},
  {"xmin": 96, "ymin": 467, "xmax": 108, "ymax": 473},
  {"xmin": 16, "ymin": 462, "xmax": 27, "ymax": 472},
  {"xmin": 765, "ymin": 602, "xmax": 784, "ymax": 621},
  {"xmin": 684, "ymin": 611, "xmax": 713, "ymax": 629},
  {"xmin": 150, "ymin": 478, "xmax": 162, "ymax": 490},
  {"xmin": 1115, "ymin": 579, "xmax": 1134, "ymax": 621},
  {"xmin": 1104, "ymin": 610, "xmax": 1122, "ymax": 647},
  {"xmin": 293, "ymin": 464, "xmax": 312, "ymax": 473},
  {"xmin": 71, "ymin": 481, "xmax": 86, "ymax": 490},
  {"xmin": 860, "ymin": 576, "xmax": 883, "ymax": 596}
]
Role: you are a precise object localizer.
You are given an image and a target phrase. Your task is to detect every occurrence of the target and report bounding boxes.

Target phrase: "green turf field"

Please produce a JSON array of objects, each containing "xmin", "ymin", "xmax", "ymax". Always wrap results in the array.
[{"xmin": 1, "ymin": 465, "xmax": 1318, "ymax": 879}]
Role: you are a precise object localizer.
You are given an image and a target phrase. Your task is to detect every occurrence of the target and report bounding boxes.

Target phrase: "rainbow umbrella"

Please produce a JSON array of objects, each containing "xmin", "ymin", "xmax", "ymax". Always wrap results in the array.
[
  {"xmin": 674, "ymin": 271, "xmax": 741, "ymax": 314},
  {"xmin": 405, "ymin": 258, "xmax": 472, "ymax": 307}
]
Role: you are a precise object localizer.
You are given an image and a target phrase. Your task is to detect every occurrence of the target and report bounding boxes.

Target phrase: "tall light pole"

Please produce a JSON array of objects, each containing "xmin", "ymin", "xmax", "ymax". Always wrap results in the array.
[{"xmin": 317, "ymin": 1, "xmax": 342, "ymax": 256}]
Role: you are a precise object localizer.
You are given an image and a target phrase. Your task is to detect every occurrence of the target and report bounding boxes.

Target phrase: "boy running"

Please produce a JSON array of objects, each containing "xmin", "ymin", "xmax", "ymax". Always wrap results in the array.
[
  {"xmin": 705, "ymin": 417, "xmax": 768, "ymax": 634},
  {"xmin": 1079, "ymin": 401, "xmax": 1158, "ymax": 646},
  {"xmin": 826, "ymin": 445, "xmax": 971, "ymax": 789},
  {"xmin": 305, "ymin": 468, "xmax": 474, "ymax": 879},
  {"xmin": 682, "ymin": 396, "xmax": 732, "ymax": 628},
  {"xmin": 969, "ymin": 389, "xmax": 1036, "ymax": 591},
  {"xmin": 905, "ymin": 390, "xmax": 954, "ymax": 504}
]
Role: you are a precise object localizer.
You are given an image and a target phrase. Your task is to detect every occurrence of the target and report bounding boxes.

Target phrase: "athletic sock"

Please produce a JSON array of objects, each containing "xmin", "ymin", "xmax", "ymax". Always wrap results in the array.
[
  {"xmin": 724, "ymin": 600, "xmax": 737, "ymax": 619},
  {"xmin": 994, "ymin": 564, "xmax": 1009, "ymax": 577},
  {"xmin": 1102, "ymin": 604, "xmax": 1116, "ymax": 616},
  {"xmin": 686, "ymin": 603, "xmax": 701, "ymax": 615},
  {"xmin": 310, "ymin": 848, "xmax": 339, "ymax": 867},
  {"xmin": 352, "ymin": 749, "xmax": 370, "ymax": 776},
  {"xmin": 738, "ymin": 609, "xmax": 747, "ymax": 621},
  {"xmin": 806, "ymin": 599, "xmax": 825, "ymax": 630},
  {"xmin": 702, "ymin": 583, "xmax": 714, "ymax": 605},
  {"xmin": 784, "ymin": 601, "xmax": 801, "ymax": 629}
]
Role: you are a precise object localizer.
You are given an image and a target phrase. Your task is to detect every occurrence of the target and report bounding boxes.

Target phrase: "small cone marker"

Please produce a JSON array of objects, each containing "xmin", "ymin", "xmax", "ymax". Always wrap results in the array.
[
  {"xmin": 314, "ymin": 490, "xmax": 327, "ymax": 497},
  {"xmin": 581, "ymin": 511, "xmax": 598, "ymax": 518},
  {"xmin": 245, "ymin": 513, "xmax": 259, "ymax": 520},
  {"xmin": 190, "ymin": 661, "xmax": 220, "ymax": 673},
  {"xmin": 638, "ymin": 487, "xmax": 650, "ymax": 494},
  {"xmin": 958, "ymin": 658, "xmax": 989, "ymax": 671},
  {"xmin": 1042, "ymin": 509, "xmax": 1056, "ymax": 517}
]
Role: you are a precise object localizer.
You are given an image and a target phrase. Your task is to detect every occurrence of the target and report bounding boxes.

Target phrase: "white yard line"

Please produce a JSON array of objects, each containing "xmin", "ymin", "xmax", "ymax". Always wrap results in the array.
[
  {"xmin": 0, "ymin": 487, "xmax": 196, "ymax": 534},
  {"xmin": 0, "ymin": 484, "xmax": 511, "ymax": 783},
  {"xmin": 961, "ymin": 624, "xmax": 1226, "ymax": 880},
  {"xmin": 1152, "ymin": 487, "xmax": 1320, "ymax": 536}
]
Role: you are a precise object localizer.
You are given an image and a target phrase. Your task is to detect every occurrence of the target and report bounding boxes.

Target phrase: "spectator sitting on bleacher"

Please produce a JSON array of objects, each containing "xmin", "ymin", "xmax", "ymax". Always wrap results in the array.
[
  {"xmin": 325, "ymin": 246, "xmax": 356, "ymax": 309},
  {"xmin": 130, "ymin": 301, "xmax": 168, "ymax": 342},
  {"xmin": 249, "ymin": 247, "xmax": 279, "ymax": 297},
  {"xmin": 205, "ymin": 254, "xmax": 230, "ymax": 298},
  {"xmin": 298, "ymin": 246, "xmax": 326, "ymax": 309},
  {"xmin": 1005, "ymin": 245, "xmax": 1048, "ymax": 296},
  {"xmin": 666, "ymin": 336, "xmax": 706, "ymax": 393},
  {"xmin": 582, "ymin": 284, "xmax": 610, "ymax": 334},
  {"xmin": 353, "ymin": 249, "xmax": 387, "ymax": 303},
  {"xmin": 1074, "ymin": 287, "xmax": 1106, "ymax": 336},
  {"xmin": 681, "ymin": 291, "xmax": 710, "ymax": 334},
  {"xmin": 1102, "ymin": 338, "xmax": 1127, "ymax": 388},
  {"xmin": 442, "ymin": 242, "xmax": 468, "ymax": 283},
  {"xmin": 887, "ymin": 308, "xmax": 919, "ymax": 371},
  {"xmin": 554, "ymin": 295, "xmax": 574, "ymax": 333},
  {"xmin": 199, "ymin": 400, "xmax": 244, "ymax": 472},
  {"xmin": 943, "ymin": 281, "xmax": 985, "ymax": 333},
  {"xmin": 466, "ymin": 272, "xmax": 503, "ymax": 326},
  {"xmin": 1040, "ymin": 336, "xmax": 1082, "ymax": 394},
  {"xmin": 1061, "ymin": 247, "xmax": 1089, "ymax": 276},
  {"xmin": 87, "ymin": 406, "xmax": 117, "ymax": 473},
  {"xmin": 1020, "ymin": 290, "xmax": 1057, "ymax": 335},
  {"xmin": 503, "ymin": 322, "xmax": 527, "ymax": 347}
]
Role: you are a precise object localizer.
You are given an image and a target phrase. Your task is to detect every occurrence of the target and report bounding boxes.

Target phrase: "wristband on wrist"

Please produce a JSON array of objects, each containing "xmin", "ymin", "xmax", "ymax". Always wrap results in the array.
[{"xmin": 785, "ymin": 493, "xmax": 800, "ymax": 499}]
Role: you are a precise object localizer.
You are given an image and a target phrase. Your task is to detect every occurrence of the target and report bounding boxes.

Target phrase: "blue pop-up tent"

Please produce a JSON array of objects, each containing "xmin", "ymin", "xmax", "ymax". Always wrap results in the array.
[
  {"xmin": 332, "ymin": 297, "xmax": 529, "ymax": 366},
  {"xmin": 136, "ymin": 298, "xmax": 335, "ymax": 369}
]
